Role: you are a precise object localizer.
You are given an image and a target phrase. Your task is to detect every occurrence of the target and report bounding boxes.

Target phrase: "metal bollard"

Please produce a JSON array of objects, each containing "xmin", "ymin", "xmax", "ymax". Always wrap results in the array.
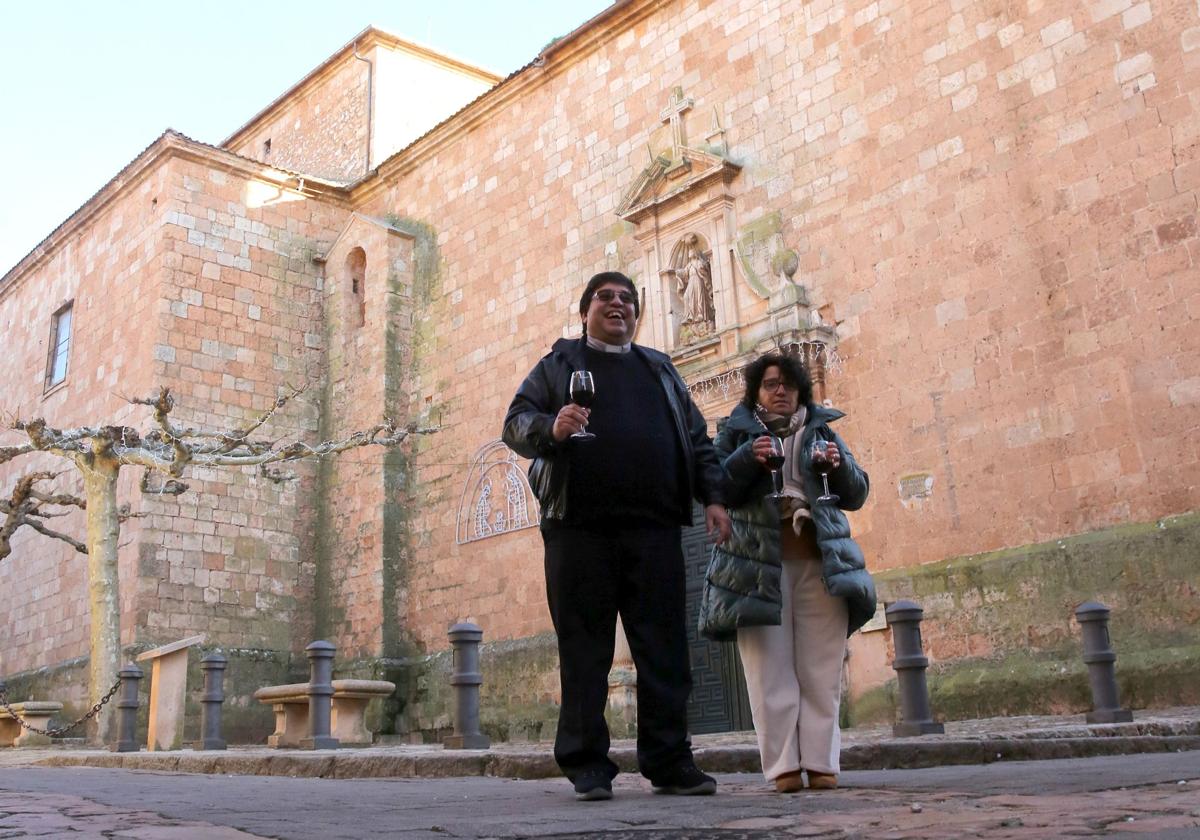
[
  {"xmin": 442, "ymin": 622, "xmax": 490, "ymax": 750},
  {"xmin": 300, "ymin": 640, "xmax": 339, "ymax": 750},
  {"xmin": 886, "ymin": 601, "xmax": 945, "ymax": 737},
  {"xmin": 1074, "ymin": 601, "xmax": 1133, "ymax": 724},
  {"xmin": 198, "ymin": 652, "xmax": 228, "ymax": 750},
  {"xmin": 111, "ymin": 663, "xmax": 144, "ymax": 752}
]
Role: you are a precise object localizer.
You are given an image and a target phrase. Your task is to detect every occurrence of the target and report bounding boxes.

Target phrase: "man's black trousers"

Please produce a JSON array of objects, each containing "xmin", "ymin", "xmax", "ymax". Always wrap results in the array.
[{"xmin": 542, "ymin": 524, "xmax": 695, "ymax": 782}]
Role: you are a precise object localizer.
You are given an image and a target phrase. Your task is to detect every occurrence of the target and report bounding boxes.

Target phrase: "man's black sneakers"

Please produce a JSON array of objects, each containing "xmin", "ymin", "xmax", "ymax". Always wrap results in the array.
[
  {"xmin": 573, "ymin": 769, "xmax": 614, "ymax": 801},
  {"xmin": 650, "ymin": 763, "xmax": 717, "ymax": 795}
]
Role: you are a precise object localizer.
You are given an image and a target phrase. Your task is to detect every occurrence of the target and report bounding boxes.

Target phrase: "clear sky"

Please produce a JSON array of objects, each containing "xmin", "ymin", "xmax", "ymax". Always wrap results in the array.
[{"xmin": 0, "ymin": 0, "xmax": 612, "ymax": 276}]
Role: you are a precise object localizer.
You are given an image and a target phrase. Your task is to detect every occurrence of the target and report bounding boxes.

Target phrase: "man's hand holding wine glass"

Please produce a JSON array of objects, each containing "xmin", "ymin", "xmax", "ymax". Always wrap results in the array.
[{"xmin": 552, "ymin": 403, "xmax": 591, "ymax": 441}]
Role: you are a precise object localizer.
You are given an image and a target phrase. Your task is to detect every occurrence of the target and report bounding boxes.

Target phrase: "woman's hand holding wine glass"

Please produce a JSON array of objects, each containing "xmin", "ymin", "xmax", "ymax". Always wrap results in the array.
[
  {"xmin": 753, "ymin": 434, "xmax": 787, "ymax": 502},
  {"xmin": 811, "ymin": 439, "xmax": 841, "ymax": 505}
]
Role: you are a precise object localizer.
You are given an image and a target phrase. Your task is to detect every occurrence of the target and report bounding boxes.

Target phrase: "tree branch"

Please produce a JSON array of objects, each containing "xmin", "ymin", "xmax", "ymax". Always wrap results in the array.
[
  {"xmin": 29, "ymin": 489, "xmax": 86, "ymax": 509},
  {"xmin": 140, "ymin": 468, "xmax": 188, "ymax": 496},
  {"xmin": 191, "ymin": 421, "xmax": 431, "ymax": 468},
  {"xmin": 211, "ymin": 384, "xmax": 306, "ymax": 454},
  {"xmin": 0, "ymin": 443, "xmax": 34, "ymax": 465},
  {"xmin": 25, "ymin": 518, "xmax": 88, "ymax": 554},
  {"xmin": 129, "ymin": 389, "xmax": 189, "ymax": 474},
  {"xmin": 0, "ymin": 472, "xmax": 88, "ymax": 560}
]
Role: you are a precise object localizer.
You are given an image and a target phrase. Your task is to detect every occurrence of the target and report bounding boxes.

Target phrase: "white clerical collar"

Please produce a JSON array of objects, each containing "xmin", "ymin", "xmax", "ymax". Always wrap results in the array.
[{"xmin": 586, "ymin": 336, "xmax": 632, "ymax": 354}]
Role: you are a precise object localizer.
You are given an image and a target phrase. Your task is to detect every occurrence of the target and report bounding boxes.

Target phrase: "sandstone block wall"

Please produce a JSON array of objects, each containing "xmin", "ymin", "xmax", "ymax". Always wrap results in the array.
[
  {"xmin": 349, "ymin": 0, "xmax": 1198, "ymax": 662},
  {"xmin": 135, "ymin": 154, "xmax": 347, "ymax": 652},
  {"xmin": 3, "ymin": 0, "xmax": 1198, "ymax": 735},
  {"xmin": 0, "ymin": 162, "xmax": 173, "ymax": 675},
  {"xmin": 0, "ymin": 144, "xmax": 350, "ymax": 681},
  {"xmin": 227, "ymin": 55, "xmax": 370, "ymax": 182},
  {"xmin": 316, "ymin": 214, "xmax": 417, "ymax": 658}
]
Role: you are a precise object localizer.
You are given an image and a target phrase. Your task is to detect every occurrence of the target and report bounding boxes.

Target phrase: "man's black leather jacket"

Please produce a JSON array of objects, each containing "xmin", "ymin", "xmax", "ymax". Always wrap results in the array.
[{"xmin": 502, "ymin": 337, "xmax": 726, "ymax": 524}]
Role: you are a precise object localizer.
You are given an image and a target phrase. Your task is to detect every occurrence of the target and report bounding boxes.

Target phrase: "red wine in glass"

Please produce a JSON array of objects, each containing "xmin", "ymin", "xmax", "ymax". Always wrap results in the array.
[
  {"xmin": 569, "ymin": 371, "xmax": 596, "ymax": 440},
  {"xmin": 765, "ymin": 436, "xmax": 786, "ymax": 501},
  {"xmin": 811, "ymin": 441, "xmax": 840, "ymax": 505}
]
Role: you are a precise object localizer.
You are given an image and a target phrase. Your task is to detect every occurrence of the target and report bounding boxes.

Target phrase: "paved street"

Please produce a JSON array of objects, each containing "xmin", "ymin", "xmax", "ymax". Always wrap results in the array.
[{"xmin": 0, "ymin": 752, "xmax": 1197, "ymax": 838}]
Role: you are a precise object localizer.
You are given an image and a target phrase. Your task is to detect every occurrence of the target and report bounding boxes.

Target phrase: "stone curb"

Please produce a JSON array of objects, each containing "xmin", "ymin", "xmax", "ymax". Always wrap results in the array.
[{"xmin": 30, "ymin": 735, "xmax": 1200, "ymax": 780}]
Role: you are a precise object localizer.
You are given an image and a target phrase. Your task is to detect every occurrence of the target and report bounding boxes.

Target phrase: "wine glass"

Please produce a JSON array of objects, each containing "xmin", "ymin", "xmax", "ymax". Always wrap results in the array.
[
  {"xmin": 811, "ymin": 440, "xmax": 840, "ymax": 505},
  {"xmin": 764, "ymin": 436, "xmax": 786, "ymax": 502},
  {"xmin": 569, "ymin": 370, "xmax": 596, "ymax": 440}
]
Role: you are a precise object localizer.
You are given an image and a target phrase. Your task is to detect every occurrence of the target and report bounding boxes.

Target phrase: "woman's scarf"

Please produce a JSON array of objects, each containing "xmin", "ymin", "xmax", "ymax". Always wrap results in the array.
[{"xmin": 754, "ymin": 404, "xmax": 810, "ymax": 531}]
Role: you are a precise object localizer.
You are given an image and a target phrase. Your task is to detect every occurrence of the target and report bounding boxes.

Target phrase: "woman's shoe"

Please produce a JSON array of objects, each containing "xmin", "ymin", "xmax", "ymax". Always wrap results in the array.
[
  {"xmin": 806, "ymin": 771, "xmax": 838, "ymax": 790},
  {"xmin": 774, "ymin": 770, "xmax": 804, "ymax": 793}
]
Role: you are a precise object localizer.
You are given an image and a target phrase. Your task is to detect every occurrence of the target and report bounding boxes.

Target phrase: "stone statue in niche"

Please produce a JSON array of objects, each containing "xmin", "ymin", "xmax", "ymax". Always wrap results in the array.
[{"xmin": 669, "ymin": 234, "xmax": 715, "ymax": 344}]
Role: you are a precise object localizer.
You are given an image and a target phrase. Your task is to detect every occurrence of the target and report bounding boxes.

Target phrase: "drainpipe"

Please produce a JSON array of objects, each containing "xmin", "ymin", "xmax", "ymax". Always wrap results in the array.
[{"xmin": 353, "ymin": 41, "xmax": 374, "ymax": 175}]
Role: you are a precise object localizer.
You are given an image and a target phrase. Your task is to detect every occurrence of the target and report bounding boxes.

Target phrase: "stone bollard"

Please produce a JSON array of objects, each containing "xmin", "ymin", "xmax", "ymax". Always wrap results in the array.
[
  {"xmin": 1074, "ymin": 601, "xmax": 1133, "ymax": 724},
  {"xmin": 300, "ymin": 640, "xmax": 339, "ymax": 750},
  {"xmin": 198, "ymin": 652, "xmax": 228, "ymax": 750},
  {"xmin": 886, "ymin": 601, "xmax": 945, "ymax": 737},
  {"xmin": 443, "ymin": 622, "xmax": 490, "ymax": 749},
  {"xmin": 112, "ymin": 663, "xmax": 144, "ymax": 752}
]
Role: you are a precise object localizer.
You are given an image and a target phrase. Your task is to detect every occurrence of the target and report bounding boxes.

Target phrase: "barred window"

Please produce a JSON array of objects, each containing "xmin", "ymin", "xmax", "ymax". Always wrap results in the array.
[{"xmin": 46, "ymin": 302, "xmax": 73, "ymax": 388}]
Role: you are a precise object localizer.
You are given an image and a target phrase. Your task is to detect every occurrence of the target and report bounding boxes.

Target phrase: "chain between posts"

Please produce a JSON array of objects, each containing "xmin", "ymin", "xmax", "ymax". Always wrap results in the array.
[{"xmin": 0, "ymin": 678, "xmax": 122, "ymax": 737}]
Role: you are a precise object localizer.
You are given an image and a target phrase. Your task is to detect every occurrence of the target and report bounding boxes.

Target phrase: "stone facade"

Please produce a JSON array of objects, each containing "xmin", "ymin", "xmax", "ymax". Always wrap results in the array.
[
  {"xmin": 2, "ymin": 0, "xmax": 1198, "ymax": 739},
  {"xmin": 225, "ymin": 29, "xmax": 499, "ymax": 181},
  {"xmin": 0, "ymin": 135, "xmax": 349, "ymax": 715}
]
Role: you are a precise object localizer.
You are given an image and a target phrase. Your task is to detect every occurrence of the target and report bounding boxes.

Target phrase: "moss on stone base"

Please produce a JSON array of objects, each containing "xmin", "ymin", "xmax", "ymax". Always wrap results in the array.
[
  {"xmin": 851, "ymin": 643, "xmax": 1200, "ymax": 725},
  {"xmin": 849, "ymin": 512, "xmax": 1200, "ymax": 725},
  {"xmin": 391, "ymin": 633, "xmax": 561, "ymax": 744}
]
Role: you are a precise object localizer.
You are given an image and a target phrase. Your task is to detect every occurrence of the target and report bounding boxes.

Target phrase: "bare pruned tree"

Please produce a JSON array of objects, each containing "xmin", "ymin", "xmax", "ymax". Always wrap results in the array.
[
  {"xmin": 0, "ymin": 471, "xmax": 88, "ymax": 558},
  {"xmin": 2, "ymin": 386, "xmax": 427, "ymax": 743}
]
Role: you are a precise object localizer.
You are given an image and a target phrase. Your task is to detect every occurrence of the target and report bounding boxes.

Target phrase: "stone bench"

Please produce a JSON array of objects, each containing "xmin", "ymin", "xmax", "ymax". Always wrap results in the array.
[
  {"xmin": 253, "ymin": 680, "xmax": 395, "ymax": 747},
  {"xmin": 0, "ymin": 701, "xmax": 64, "ymax": 747}
]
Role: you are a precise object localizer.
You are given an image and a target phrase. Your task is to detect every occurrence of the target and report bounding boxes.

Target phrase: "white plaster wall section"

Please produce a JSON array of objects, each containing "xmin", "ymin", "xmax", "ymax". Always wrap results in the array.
[{"xmin": 371, "ymin": 47, "xmax": 497, "ymax": 166}]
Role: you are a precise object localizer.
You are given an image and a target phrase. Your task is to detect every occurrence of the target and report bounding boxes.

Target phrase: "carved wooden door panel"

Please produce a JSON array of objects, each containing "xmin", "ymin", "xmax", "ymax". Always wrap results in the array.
[{"xmin": 682, "ymin": 505, "xmax": 753, "ymax": 734}]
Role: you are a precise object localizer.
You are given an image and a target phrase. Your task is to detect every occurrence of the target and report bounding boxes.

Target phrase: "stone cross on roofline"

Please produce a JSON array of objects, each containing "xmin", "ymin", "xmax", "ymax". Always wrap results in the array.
[{"xmin": 660, "ymin": 86, "xmax": 695, "ymax": 161}]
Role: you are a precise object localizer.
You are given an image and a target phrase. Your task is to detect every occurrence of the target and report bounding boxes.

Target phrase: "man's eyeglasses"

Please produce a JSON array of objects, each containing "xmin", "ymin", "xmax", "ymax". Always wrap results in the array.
[
  {"xmin": 594, "ymin": 289, "xmax": 637, "ymax": 305},
  {"xmin": 761, "ymin": 379, "xmax": 799, "ymax": 393}
]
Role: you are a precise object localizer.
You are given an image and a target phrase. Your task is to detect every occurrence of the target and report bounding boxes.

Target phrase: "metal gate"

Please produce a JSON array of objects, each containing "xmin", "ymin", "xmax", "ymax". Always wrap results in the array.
[{"xmin": 681, "ymin": 507, "xmax": 753, "ymax": 734}]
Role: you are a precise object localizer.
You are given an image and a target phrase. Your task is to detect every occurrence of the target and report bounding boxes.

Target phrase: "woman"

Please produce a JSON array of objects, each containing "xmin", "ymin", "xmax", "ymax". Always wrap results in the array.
[{"xmin": 698, "ymin": 353, "xmax": 876, "ymax": 793}]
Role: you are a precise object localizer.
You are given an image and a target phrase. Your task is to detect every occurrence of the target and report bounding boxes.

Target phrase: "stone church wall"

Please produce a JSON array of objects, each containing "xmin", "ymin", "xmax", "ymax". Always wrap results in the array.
[
  {"xmin": 311, "ymin": 215, "xmax": 418, "ymax": 660},
  {"xmin": 0, "ymin": 145, "xmax": 351, "ymax": 731},
  {"xmin": 0, "ymin": 160, "xmax": 173, "ymax": 686},
  {"xmin": 350, "ymin": 0, "xmax": 1199, "ymax": 731},
  {"xmin": 3, "ymin": 0, "xmax": 1199, "ymax": 742},
  {"xmin": 227, "ymin": 54, "xmax": 371, "ymax": 182},
  {"xmin": 135, "ymin": 154, "xmax": 346, "ymax": 653}
]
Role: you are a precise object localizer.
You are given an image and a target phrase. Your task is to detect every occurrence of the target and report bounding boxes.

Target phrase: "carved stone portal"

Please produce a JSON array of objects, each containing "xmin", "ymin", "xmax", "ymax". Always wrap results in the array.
[{"xmin": 618, "ymin": 86, "xmax": 741, "ymax": 357}]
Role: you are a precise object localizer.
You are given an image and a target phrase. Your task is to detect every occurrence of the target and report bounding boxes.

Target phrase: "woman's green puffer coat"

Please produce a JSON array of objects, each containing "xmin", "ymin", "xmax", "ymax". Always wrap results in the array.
[{"xmin": 697, "ymin": 402, "xmax": 877, "ymax": 642}]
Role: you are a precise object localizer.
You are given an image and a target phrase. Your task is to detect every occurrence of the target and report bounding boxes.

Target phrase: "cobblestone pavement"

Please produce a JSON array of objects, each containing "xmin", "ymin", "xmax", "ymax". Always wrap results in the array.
[
  {"xmin": 0, "ymin": 790, "xmax": 268, "ymax": 838},
  {"xmin": 0, "ymin": 752, "xmax": 1196, "ymax": 838},
  {"xmin": 2, "ymin": 707, "xmax": 1195, "ymax": 781}
]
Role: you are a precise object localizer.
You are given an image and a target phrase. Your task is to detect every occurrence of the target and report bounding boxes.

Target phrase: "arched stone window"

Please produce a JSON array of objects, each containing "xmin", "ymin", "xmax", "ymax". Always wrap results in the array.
[{"xmin": 345, "ymin": 247, "xmax": 366, "ymax": 328}]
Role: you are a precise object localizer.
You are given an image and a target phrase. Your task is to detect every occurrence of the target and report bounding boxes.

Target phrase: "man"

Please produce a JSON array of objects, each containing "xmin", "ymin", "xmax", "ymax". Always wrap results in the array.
[{"xmin": 503, "ymin": 271, "xmax": 732, "ymax": 802}]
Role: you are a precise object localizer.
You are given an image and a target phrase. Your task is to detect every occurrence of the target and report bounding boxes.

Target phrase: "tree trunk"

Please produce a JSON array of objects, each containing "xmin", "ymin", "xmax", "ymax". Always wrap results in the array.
[{"xmin": 79, "ymin": 453, "xmax": 122, "ymax": 746}]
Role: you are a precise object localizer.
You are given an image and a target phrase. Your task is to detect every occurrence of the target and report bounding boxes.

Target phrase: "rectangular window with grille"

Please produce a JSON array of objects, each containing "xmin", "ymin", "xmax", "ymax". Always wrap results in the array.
[{"xmin": 45, "ymin": 302, "xmax": 73, "ymax": 389}]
